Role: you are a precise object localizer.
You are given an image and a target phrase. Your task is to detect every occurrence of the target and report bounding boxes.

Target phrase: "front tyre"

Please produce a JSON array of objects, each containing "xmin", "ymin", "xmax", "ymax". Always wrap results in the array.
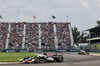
[
  {"xmin": 87, "ymin": 52, "xmax": 89, "ymax": 55},
  {"xmin": 24, "ymin": 56, "xmax": 29, "ymax": 60},
  {"xmin": 34, "ymin": 58, "xmax": 40, "ymax": 63}
]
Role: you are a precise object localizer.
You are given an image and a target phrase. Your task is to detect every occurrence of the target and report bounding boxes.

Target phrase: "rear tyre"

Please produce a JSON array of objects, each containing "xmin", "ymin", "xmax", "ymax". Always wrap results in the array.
[
  {"xmin": 44, "ymin": 59, "xmax": 47, "ymax": 63},
  {"xmin": 78, "ymin": 53, "xmax": 80, "ymax": 54},
  {"xmin": 57, "ymin": 56, "xmax": 64, "ymax": 62},
  {"xmin": 34, "ymin": 58, "xmax": 40, "ymax": 63}
]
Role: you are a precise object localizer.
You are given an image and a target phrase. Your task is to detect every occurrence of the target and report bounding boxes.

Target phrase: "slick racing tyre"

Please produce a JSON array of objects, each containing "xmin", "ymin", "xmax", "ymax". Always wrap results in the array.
[
  {"xmin": 44, "ymin": 59, "xmax": 47, "ymax": 63},
  {"xmin": 78, "ymin": 53, "xmax": 80, "ymax": 55},
  {"xmin": 24, "ymin": 56, "xmax": 29, "ymax": 60},
  {"xmin": 86, "ymin": 52, "xmax": 89, "ymax": 55},
  {"xmin": 57, "ymin": 56, "xmax": 64, "ymax": 62},
  {"xmin": 34, "ymin": 58, "xmax": 40, "ymax": 63}
]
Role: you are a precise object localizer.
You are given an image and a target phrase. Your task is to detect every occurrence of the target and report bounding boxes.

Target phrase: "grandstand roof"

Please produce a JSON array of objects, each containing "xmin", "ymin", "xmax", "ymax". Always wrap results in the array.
[
  {"xmin": 84, "ymin": 26, "xmax": 100, "ymax": 31},
  {"xmin": 87, "ymin": 37, "xmax": 100, "ymax": 41}
]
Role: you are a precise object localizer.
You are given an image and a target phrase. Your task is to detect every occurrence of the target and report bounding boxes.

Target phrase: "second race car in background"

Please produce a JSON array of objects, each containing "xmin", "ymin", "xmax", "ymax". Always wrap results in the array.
[{"xmin": 78, "ymin": 50, "xmax": 89, "ymax": 55}]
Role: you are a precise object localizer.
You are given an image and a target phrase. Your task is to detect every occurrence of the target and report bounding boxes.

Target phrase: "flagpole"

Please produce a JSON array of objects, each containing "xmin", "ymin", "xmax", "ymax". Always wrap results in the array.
[
  {"xmin": 18, "ymin": 9, "xmax": 20, "ymax": 22},
  {"xmin": 15, "ymin": 16, "xmax": 16, "ymax": 22},
  {"xmin": 33, "ymin": 17, "xmax": 34, "ymax": 22},
  {"xmin": 33, "ymin": 15, "xmax": 34, "ymax": 22},
  {"xmin": 0, "ymin": 18, "xmax": 1, "ymax": 23},
  {"xmin": 15, "ymin": 16, "xmax": 18, "ymax": 23},
  {"xmin": 67, "ymin": 16, "xmax": 68, "ymax": 22},
  {"xmin": 0, "ymin": 15, "xmax": 3, "ymax": 23},
  {"xmin": 33, "ymin": 15, "xmax": 36, "ymax": 23},
  {"xmin": 33, "ymin": 18, "xmax": 36, "ymax": 22},
  {"xmin": 33, "ymin": 15, "xmax": 35, "ymax": 22},
  {"xmin": 52, "ymin": 18, "xmax": 53, "ymax": 22}
]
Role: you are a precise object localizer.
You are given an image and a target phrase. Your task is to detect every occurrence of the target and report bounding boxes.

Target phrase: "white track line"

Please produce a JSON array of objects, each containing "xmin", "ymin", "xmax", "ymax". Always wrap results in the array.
[
  {"xmin": 90, "ymin": 53, "xmax": 100, "ymax": 56},
  {"xmin": 0, "ymin": 62, "xmax": 7, "ymax": 64}
]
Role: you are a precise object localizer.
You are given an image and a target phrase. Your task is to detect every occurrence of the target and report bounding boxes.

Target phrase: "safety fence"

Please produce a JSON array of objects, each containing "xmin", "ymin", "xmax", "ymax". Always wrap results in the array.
[{"xmin": 0, "ymin": 49, "xmax": 100, "ymax": 52}]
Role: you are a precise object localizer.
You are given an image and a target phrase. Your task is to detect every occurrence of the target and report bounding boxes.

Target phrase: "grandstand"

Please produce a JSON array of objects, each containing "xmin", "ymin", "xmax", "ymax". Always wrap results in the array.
[
  {"xmin": 86, "ymin": 26, "xmax": 100, "ymax": 50},
  {"xmin": 0, "ymin": 22, "xmax": 74, "ymax": 50}
]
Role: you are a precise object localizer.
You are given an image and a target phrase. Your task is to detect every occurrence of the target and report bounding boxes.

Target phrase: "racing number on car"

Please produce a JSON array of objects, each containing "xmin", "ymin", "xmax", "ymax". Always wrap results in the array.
[{"xmin": 46, "ymin": 57, "xmax": 54, "ymax": 61}]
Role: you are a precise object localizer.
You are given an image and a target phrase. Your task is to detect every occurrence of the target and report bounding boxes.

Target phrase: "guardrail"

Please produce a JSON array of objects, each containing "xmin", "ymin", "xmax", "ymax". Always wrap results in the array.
[{"xmin": 0, "ymin": 49, "xmax": 100, "ymax": 52}]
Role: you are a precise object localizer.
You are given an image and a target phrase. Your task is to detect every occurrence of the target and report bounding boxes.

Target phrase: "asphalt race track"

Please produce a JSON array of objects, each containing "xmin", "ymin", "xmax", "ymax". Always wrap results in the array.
[{"xmin": 1, "ymin": 52, "xmax": 100, "ymax": 66}]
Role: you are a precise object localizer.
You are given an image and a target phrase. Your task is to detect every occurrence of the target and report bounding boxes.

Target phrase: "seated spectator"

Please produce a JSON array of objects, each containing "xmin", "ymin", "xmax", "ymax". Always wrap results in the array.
[
  {"xmin": 25, "ymin": 23, "xmax": 39, "ymax": 49},
  {"xmin": 0, "ymin": 22, "xmax": 71, "ymax": 50},
  {"xmin": 41, "ymin": 22, "xmax": 55, "ymax": 50},
  {"xmin": 9, "ymin": 22, "xmax": 24, "ymax": 49},
  {"xmin": 56, "ymin": 23, "xmax": 71, "ymax": 49},
  {"xmin": 0, "ymin": 22, "xmax": 8, "ymax": 49}
]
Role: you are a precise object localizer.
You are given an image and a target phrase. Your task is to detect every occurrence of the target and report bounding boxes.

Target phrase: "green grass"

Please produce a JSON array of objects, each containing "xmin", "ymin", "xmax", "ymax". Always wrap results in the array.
[
  {"xmin": 90, "ymin": 52, "xmax": 100, "ymax": 54},
  {"xmin": 0, "ymin": 52, "xmax": 37, "ymax": 62}
]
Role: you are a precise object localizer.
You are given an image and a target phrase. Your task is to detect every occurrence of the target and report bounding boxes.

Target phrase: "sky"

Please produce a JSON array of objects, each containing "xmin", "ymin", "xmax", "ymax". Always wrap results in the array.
[{"xmin": 0, "ymin": 0, "xmax": 100, "ymax": 31}]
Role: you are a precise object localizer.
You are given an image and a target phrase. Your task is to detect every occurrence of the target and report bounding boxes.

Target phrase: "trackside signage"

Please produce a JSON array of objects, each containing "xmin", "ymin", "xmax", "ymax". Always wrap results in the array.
[
  {"xmin": 0, "ymin": 49, "xmax": 100, "ymax": 52},
  {"xmin": 37, "ymin": 50, "xmax": 43, "ymax": 52},
  {"xmin": 0, "ymin": 50, "xmax": 2, "ymax": 52},
  {"xmin": 6, "ymin": 50, "xmax": 15, "ymax": 52}
]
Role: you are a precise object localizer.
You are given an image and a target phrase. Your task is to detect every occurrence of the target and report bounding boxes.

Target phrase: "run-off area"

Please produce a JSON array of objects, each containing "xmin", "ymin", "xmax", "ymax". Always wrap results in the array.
[{"xmin": 1, "ymin": 52, "xmax": 100, "ymax": 66}]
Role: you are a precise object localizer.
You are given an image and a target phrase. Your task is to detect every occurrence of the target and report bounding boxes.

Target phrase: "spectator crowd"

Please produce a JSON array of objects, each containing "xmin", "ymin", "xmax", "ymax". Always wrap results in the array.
[
  {"xmin": 25, "ymin": 23, "xmax": 39, "ymax": 49},
  {"xmin": 9, "ymin": 23, "xmax": 24, "ymax": 49},
  {"xmin": 56, "ymin": 23, "xmax": 71, "ymax": 49},
  {"xmin": 0, "ymin": 23, "xmax": 8, "ymax": 49},
  {"xmin": 41, "ymin": 23, "xmax": 55, "ymax": 50},
  {"xmin": 0, "ymin": 22, "xmax": 71, "ymax": 50}
]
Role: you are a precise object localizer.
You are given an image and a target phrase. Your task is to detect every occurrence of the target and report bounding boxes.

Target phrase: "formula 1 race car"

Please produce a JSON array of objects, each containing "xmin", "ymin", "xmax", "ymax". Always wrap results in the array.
[
  {"xmin": 19, "ymin": 52, "xmax": 64, "ymax": 63},
  {"xmin": 78, "ymin": 50, "xmax": 89, "ymax": 55}
]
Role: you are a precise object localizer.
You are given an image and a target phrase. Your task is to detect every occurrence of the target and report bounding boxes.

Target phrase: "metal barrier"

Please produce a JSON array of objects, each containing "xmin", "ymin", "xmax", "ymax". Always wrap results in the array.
[{"xmin": 0, "ymin": 49, "xmax": 100, "ymax": 52}]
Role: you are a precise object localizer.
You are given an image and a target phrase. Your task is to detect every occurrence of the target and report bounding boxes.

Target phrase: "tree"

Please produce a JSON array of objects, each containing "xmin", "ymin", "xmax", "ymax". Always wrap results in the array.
[
  {"xmin": 72, "ymin": 27, "xmax": 89, "ymax": 45},
  {"xmin": 97, "ymin": 21, "xmax": 100, "ymax": 26},
  {"xmin": 79, "ymin": 31, "xmax": 89, "ymax": 43},
  {"xmin": 72, "ymin": 27, "xmax": 80, "ymax": 45}
]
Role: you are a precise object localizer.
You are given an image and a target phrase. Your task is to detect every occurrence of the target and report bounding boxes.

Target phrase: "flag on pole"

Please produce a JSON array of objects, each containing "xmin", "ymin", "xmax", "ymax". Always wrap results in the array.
[
  {"xmin": 0, "ymin": 15, "xmax": 2, "ymax": 19},
  {"xmin": 33, "ymin": 15, "xmax": 36, "ymax": 18},
  {"xmin": 52, "ymin": 15, "xmax": 56, "ymax": 19}
]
